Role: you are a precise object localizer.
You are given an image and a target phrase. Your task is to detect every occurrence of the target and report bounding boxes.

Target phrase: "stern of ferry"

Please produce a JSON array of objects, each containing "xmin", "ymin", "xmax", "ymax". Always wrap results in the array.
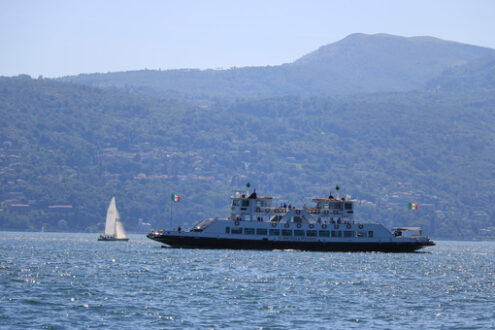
[{"xmin": 392, "ymin": 227, "xmax": 436, "ymax": 251}]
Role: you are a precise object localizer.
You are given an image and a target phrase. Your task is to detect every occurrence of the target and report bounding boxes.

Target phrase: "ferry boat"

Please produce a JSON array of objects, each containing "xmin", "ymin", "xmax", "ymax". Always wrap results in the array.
[{"xmin": 147, "ymin": 188, "xmax": 435, "ymax": 252}]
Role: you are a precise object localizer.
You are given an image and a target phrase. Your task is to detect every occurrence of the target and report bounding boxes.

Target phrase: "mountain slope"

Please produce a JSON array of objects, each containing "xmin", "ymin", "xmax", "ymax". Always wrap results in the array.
[
  {"xmin": 59, "ymin": 33, "xmax": 495, "ymax": 102},
  {"xmin": 2, "ymin": 77, "xmax": 495, "ymax": 238},
  {"xmin": 426, "ymin": 54, "xmax": 495, "ymax": 91},
  {"xmin": 295, "ymin": 33, "xmax": 495, "ymax": 91}
]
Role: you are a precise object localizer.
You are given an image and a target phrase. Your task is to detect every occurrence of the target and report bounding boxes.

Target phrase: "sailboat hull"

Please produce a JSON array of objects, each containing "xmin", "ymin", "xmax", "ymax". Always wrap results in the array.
[{"xmin": 97, "ymin": 236, "xmax": 129, "ymax": 242}]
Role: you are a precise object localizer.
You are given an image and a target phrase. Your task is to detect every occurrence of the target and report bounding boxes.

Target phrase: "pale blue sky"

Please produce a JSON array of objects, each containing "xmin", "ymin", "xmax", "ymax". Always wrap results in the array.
[{"xmin": 1, "ymin": 0, "xmax": 494, "ymax": 77}]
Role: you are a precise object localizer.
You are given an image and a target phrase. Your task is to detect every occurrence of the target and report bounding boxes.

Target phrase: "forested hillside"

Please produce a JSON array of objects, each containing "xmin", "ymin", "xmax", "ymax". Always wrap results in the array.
[
  {"xmin": 426, "ymin": 55, "xmax": 495, "ymax": 91},
  {"xmin": 1, "ymin": 75, "xmax": 495, "ymax": 239},
  {"xmin": 59, "ymin": 34, "xmax": 495, "ymax": 104}
]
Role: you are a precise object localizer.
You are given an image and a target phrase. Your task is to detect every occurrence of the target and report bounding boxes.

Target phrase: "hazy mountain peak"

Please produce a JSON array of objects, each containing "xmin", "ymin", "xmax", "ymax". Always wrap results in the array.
[
  {"xmin": 343, "ymin": 32, "xmax": 401, "ymax": 40},
  {"xmin": 294, "ymin": 33, "xmax": 495, "ymax": 66},
  {"xmin": 59, "ymin": 33, "xmax": 495, "ymax": 101},
  {"xmin": 289, "ymin": 33, "xmax": 495, "ymax": 92}
]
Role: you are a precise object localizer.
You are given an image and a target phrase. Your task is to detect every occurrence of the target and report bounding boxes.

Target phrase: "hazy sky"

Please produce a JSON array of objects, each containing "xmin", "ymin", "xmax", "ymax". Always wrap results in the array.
[{"xmin": 1, "ymin": 0, "xmax": 494, "ymax": 77}]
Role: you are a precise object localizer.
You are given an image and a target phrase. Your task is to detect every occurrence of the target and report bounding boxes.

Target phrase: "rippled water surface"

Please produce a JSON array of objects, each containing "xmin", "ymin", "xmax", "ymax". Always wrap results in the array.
[{"xmin": 1, "ymin": 232, "xmax": 494, "ymax": 329}]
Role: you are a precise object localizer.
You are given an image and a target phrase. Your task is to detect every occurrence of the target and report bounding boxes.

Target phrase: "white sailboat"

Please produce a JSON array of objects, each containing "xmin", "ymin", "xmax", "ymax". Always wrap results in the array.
[{"xmin": 98, "ymin": 196, "xmax": 129, "ymax": 241}]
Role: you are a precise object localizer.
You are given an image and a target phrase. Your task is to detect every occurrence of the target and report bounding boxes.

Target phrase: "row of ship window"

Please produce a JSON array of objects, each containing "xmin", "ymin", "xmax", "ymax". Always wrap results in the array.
[
  {"xmin": 232, "ymin": 200, "xmax": 353, "ymax": 210},
  {"xmin": 225, "ymin": 227, "xmax": 373, "ymax": 238}
]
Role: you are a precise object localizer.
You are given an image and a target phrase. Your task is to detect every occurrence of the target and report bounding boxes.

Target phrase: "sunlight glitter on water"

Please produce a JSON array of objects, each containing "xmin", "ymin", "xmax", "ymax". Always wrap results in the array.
[{"xmin": 0, "ymin": 232, "xmax": 494, "ymax": 329}]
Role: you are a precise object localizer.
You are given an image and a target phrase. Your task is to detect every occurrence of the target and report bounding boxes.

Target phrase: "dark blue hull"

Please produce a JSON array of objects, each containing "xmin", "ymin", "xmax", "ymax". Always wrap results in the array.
[
  {"xmin": 147, "ymin": 234, "xmax": 434, "ymax": 252},
  {"xmin": 97, "ymin": 237, "xmax": 129, "ymax": 241}
]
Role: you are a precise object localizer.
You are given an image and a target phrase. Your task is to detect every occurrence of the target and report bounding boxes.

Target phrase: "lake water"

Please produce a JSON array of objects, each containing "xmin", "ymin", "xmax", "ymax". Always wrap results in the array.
[{"xmin": 0, "ymin": 232, "xmax": 494, "ymax": 329}]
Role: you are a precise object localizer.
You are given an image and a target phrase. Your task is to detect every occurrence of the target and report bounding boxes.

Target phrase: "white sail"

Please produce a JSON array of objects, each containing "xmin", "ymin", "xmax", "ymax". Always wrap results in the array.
[
  {"xmin": 104, "ymin": 197, "xmax": 117, "ymax": 236},
  {"xmin": 114, "ymin": 204, "xmax": 127, "ymax": 239}
]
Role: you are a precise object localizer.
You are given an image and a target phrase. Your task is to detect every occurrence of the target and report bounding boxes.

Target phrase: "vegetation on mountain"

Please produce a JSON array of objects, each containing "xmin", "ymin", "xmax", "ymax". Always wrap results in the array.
[
  {"xmin": 1, "ymin": 74, "xmax": 495, "ymax": 239},
  {"xmin": 426, "ymin": 55, "xmax": 495, "ymax": 91}
]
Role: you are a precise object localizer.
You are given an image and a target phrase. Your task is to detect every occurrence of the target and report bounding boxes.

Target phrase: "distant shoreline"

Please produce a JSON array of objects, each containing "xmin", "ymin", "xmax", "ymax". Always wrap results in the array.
[{"xmin": 1, "ymin": 230, "xmax": 494, "ymax": 242}]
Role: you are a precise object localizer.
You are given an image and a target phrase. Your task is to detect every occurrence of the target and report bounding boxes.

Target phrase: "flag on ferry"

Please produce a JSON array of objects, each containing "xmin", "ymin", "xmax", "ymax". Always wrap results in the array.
[
  {"xmin": 171, "ymin": 194, "xmax": 180, "ymax": 202},
  {"xmin": 408, "ymin": 202, "xmax": 418, "ymax": 210}
]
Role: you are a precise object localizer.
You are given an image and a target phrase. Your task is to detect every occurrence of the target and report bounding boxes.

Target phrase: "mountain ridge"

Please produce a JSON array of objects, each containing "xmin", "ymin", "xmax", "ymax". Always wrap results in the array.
[{"xmin": 57, "ymin": 33, "xmax": 495, "ymax": 103}]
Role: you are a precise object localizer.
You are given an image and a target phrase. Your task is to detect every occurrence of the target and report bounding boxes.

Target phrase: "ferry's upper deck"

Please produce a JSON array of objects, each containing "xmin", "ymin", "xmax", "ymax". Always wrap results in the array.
[{"xmin": 229, "ymin": 188, "xmax": 354, "ymax": 224}]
